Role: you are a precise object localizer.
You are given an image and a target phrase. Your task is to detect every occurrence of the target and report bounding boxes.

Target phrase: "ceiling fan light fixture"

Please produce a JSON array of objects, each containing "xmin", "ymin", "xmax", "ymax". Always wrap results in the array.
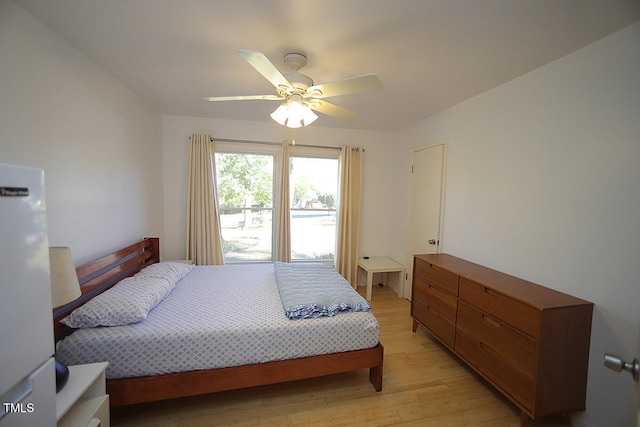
[
  {"xmin": 288, "ymin": 99, "xmax": 318, "ymax": 127},
  {"xmin": 270, "ymin": 98, "xmax": 318, "ymax": 128}
]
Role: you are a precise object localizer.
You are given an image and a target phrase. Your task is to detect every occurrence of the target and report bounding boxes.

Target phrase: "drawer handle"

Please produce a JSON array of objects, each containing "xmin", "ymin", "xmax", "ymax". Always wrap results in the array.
[
  {"xmin": 482, "ymin": 314, "xmax": 501, "ymax": 328},
  {"xmin": 429, "ymin": 264, "xmax": 440, "ymax": 271}
]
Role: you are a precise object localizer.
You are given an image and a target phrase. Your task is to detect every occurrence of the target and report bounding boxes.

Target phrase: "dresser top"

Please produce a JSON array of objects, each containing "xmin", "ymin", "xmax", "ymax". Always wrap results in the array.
[{"xmin": 414, "ymin": 253, "xmax": 592, "ymax": 309}]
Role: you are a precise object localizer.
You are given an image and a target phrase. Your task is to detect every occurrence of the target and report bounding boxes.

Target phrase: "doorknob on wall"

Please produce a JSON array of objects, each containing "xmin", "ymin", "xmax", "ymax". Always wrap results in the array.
[
  {"xmin": 604, "ymin": 353, "xmax": 639, "ymax": 382},
  {"xmin": 428, "ymin": 239, "xmax": 437, "ymax": 245}
]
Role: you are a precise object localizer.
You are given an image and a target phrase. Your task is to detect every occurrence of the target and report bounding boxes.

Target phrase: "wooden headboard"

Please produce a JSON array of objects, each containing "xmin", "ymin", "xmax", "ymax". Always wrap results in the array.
[{"xmin": 53, "ymin": 237, "xmax": 160, "ymax": 341}]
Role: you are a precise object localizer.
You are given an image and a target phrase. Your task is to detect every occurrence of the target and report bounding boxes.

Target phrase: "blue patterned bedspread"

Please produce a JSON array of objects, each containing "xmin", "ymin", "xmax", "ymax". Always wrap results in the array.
[{"xmin": 274, "ymin": 262, "xmax": 371, "ymax": 320}]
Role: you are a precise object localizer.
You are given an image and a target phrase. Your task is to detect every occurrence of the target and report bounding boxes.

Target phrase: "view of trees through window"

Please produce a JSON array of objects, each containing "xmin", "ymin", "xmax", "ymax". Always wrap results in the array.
[
  {"xmin": 215, "ymin": 151, "xmax": 338, "ymax": 263},
  {"xmin": 215, "ymin": 152, "xmax": 274, "ymax": 262},
  {"xmin": 290, "ymin": 156, "xmax": 338, "ymax": 260}
]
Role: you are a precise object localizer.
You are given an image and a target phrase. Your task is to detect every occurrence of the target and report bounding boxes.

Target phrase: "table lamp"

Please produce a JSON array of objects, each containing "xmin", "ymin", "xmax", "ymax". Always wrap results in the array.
[{"xmin": 49, "ymin": 246, "xmax": 82, "ymax": 392}]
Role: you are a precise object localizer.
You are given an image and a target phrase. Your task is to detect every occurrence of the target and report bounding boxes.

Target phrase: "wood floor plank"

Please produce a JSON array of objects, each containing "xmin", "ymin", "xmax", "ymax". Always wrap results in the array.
[{"xmin": 111, "ymin": 286, "xmax": 569, "ymax": 427}]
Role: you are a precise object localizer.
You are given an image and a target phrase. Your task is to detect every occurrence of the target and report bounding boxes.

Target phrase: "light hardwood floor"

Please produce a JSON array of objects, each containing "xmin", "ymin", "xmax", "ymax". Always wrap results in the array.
[{"xmin": 111, "ymin": 285, "xmax": 568, "ymax": 427}]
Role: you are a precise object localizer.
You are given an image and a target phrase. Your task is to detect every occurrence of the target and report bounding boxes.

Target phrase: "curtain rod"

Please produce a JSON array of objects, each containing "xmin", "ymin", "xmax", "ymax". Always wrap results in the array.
[
  {"xmin": 189, "ymin": 136, "xmax": 364, "ymax": 151},
  {"xmin": 211, "ymin": 137, "xmax": 281, "ymax": 146}
]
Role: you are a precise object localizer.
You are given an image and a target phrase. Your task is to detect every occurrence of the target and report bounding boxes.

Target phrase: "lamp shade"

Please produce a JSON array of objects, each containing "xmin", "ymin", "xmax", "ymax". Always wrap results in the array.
[
  {"xmin": 49, "ymin": 247, "xmax": 81, "ymax": 308},
  {"xmin": 299, "ymin": 105, "xmax": 318, "ymax": 126},
  {"xmin": 270, "ymin": 103, "xmax": 289, "ymax": 126}
]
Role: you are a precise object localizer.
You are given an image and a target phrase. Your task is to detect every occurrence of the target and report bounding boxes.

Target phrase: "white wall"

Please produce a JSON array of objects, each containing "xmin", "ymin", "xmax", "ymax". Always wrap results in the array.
[
  {"xmin": 0, "ymin": 1, "xmax": 164, "ymax": 265},
  {"xmin": 161, "ymin": 115, "xmax": 395, "ymax": 262},
  {"xmin": 392, "ymin": 23, "xmax": 640, "ymax": 427}
]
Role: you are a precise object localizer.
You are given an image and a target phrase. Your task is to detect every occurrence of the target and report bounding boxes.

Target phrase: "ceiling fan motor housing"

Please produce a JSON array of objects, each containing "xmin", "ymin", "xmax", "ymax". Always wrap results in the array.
[
  {"xmin": 280, "ymin": 53, "xmax": 314, "ymax": 96},
  {"xmin": 284, "ymin": 73, "xmax": 314, "ymax": 93}
]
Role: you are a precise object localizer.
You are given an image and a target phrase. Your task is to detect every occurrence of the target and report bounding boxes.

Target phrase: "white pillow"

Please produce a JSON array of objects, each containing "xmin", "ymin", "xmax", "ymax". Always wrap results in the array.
[
  {"xmin": 61, "ymin": 275, "xmax": 174, "ymax": 328},
  {"xmin": 134, "ymin": 262, "xmax": 194, "ymax": 285}
]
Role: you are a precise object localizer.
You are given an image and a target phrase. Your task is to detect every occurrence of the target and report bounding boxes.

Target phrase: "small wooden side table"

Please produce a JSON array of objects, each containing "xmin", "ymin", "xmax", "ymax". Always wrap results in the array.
[{"xmin": 358, "ymin": 257, "xmax": 405, "ymax": 301}]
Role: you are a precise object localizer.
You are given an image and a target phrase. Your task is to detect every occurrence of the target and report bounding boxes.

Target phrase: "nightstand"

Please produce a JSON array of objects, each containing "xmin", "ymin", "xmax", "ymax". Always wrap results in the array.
[
  {"xmin": 358, "ymin": 257, "xmax": 405, "ymax": 301},
  {"xmin": 56, "ymin": 362, "xmax": 109, "ymax": 427}
]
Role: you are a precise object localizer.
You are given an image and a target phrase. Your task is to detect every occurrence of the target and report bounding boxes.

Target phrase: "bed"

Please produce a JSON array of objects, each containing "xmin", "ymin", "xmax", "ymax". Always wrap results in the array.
[{"xmin": 52, "ymin": 238, "xmax": 384, "ymax": 407}]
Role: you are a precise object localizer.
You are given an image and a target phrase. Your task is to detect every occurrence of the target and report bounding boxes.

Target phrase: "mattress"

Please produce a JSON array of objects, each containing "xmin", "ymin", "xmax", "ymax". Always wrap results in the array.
[{"xmin": 55, "ymin": 263, "xmax": 381, "ymax": 379}]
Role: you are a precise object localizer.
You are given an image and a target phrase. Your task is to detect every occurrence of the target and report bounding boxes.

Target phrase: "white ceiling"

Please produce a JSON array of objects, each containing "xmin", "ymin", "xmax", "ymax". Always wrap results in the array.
[{"xmin": 16, "ymin": 0, "xmax": 640, "ymax": 132}]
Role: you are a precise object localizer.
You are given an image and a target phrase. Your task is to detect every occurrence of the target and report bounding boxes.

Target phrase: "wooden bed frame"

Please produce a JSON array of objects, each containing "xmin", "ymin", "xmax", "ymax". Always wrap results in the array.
[{"xmin": 53, "ymin": 238, "xmax": 384, "ymax": 407}]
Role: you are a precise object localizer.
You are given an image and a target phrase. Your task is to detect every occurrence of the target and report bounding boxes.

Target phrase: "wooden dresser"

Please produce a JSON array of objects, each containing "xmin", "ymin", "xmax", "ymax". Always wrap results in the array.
[{"xmin": 411, "ymin": 254, "xmax": 593, "ymax": 426}]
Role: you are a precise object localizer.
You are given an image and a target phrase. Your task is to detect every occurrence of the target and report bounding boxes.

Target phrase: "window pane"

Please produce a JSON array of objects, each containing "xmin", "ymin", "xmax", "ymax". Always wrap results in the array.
[
  {"xmin": 289, "ymin": 157, "xmax": 338, "ymax": 261},
  {"xmin": 215, "ymin": 153, "xmax": 274, "ymax": 262},
  {"xmin": 290, "ymin": 211, "xmax": 336, "ymax": 260},
  {"xmin": 219, "ymin": 208, "xmax": 273, "ymax": 262}
]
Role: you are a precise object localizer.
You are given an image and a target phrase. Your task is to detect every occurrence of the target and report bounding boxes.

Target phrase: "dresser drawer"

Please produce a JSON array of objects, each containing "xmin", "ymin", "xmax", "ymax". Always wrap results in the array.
[
  {"xmin": 413, "ymin": 276, "xmax": 457, "ymax": 323},
  {"xmin": 413, "ymin": 299, "xmax": 456, "ymax": 348},
  {"xmin": 457, "ymin": 300, "xmax": 536, "ymax": 377},
  {"xmin": 455, "ymin": 329, "xmax": 534, "ymax": 411},
  {"xmin": 414, "ymin": 258, "xmax": 459, "ymax": 296},
  {"xmin": 459, "ymin": 278, "xmax": 540, "ymax": 338}
]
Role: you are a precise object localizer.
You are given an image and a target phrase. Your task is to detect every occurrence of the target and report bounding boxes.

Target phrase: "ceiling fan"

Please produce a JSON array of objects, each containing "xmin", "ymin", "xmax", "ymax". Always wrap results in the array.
[{"xmin": 203, "ymin": 50, "xmax": 383, "ymax": 128}]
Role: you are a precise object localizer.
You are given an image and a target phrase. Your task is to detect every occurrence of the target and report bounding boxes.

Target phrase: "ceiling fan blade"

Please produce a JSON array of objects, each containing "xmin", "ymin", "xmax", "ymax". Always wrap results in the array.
[
  {"xmin": 238, "ymin": 50, "xmax": 293, "ymax": 91},
  {"xmin": 307, "ymin": 74, "xmax": 382, "ymax": 99},
  {"xmin": 309, "ymin": 100, "xmax": 358, "ymax": 121},
  {"xmin": 203, "ymin": 95, "xmax": 284, "ymax": 102}
]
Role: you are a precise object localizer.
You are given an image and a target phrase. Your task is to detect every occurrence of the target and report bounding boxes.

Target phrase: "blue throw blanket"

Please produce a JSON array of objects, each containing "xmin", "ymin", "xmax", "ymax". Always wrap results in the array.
[{"xmin": 274, "ymin": 262, "xmax": 371, "ymax": 320}]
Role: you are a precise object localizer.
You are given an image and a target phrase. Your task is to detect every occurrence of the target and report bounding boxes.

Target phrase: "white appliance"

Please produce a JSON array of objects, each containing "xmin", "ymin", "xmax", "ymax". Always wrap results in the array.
[{"xmin": 0, "ymin": 163, "xmax": 57, "ymax": 427}]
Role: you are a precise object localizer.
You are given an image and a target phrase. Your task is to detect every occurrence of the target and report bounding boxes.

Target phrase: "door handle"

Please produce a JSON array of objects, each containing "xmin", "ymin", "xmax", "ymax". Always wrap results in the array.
[
  {"xmin": 428, "ymin": 239, "xmax": 437, "ymax": 245},
  {"xmin": 604, "ymin": 353, "xmax": 639, "ymax": 382}
]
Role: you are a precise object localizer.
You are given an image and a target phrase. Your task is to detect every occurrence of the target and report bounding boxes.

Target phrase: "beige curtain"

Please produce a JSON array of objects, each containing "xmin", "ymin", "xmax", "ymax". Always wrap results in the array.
[
  {"xmin": 185, "ymin": 134, "xmax": 224, "ymax": 265},
  {"xmin": 275, "ymin": 141, "xmax": 291, "ymax": 262},
  {"xmin": 336, "ymin": 145, "xmax": 363, "ymax": 287}
]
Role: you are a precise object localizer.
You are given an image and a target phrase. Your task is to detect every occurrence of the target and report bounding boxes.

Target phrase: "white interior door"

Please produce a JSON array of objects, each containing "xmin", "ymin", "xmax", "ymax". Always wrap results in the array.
[{"xmin": 406, "ymin": 142, "xmax": 446, "ymax": 298}]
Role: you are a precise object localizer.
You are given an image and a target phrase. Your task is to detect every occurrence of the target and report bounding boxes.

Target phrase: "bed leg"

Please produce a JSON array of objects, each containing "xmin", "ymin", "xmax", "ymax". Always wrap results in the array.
[{"xmin": 370, "ymin": 364, "xmax": 383, "ymax": 391}]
